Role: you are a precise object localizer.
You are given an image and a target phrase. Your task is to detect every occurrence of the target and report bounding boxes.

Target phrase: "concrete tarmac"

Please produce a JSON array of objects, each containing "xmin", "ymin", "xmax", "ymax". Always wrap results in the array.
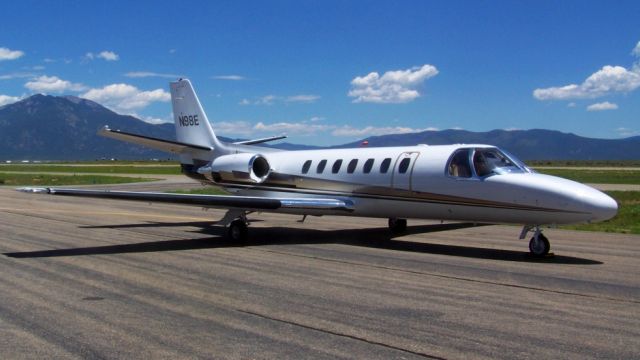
[{"xmin": 0, "ymin": 186, "xmax": 639, "ymax": 359}]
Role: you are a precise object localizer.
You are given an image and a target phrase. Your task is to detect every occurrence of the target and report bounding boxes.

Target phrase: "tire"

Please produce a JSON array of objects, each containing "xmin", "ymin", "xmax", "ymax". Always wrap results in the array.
[
  {"xmin": 529, "ymin": 234, "xmax": 550, "ymax": 257},
  {"xmin": 227, "ymin": 219, "xmax": 248, "ymax": 242},
  {"xmin": 388, "ymin": 218, "xmax": 407, "ymax": 234}
]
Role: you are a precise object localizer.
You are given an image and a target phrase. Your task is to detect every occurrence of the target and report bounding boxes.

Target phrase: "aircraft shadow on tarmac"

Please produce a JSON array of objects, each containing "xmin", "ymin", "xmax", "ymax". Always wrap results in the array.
[{"xmin": 4, "ymin": 221, "xmax": 602, "ymax": 265}]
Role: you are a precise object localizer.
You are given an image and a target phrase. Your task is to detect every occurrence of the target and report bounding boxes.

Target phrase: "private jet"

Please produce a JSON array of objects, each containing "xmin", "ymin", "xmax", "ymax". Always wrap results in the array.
[{"xmin": 20, "ymin": 79, "xmax": 618, "ymax": 257}]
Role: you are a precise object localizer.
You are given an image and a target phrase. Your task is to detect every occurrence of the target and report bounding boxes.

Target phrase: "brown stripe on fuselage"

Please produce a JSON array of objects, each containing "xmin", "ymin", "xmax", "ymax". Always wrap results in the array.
[{"xmin": 207, "ymin": 172, "xmax": 585, "ymax": 214}]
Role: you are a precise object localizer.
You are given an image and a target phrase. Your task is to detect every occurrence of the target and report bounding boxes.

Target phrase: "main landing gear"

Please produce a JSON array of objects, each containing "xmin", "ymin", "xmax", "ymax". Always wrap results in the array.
[
  {"xmin": 520, "ymin": 225, "xmax": 551, "ymax": 257},
  {"xmin": 227, "ymin": 218, "xmax": 248, "ymax": 242},
  {"xmin": 388, "ymin": 217, "xmax": 407, "ymax": 234},
  {"xmin": 218, "ymin": 210, "xmax": 250, "ymax": 242}
]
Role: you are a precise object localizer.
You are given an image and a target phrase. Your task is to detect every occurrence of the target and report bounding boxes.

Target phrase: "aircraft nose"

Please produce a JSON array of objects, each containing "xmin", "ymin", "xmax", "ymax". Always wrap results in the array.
[{"xmin": 582, "ymin": 189, "xmax": 618, "ymax": 222}]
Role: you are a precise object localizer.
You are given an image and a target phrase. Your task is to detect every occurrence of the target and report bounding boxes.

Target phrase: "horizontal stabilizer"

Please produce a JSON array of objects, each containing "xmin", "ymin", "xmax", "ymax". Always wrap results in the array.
[
  {"xmin": 99, "ymin": 126, "xmax": 213, "ymax": 154},
  {"xmin": 17, "ymin": 187, "xmax": 354, "ymax": 213},
  {"xmin": 233, "ymin": 135, "xmax": 287, "ymax": 145}
]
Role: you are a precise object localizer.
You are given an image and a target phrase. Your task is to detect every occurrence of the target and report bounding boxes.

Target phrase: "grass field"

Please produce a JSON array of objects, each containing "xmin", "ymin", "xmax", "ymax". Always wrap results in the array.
[
  {"xmin": 562, "ymin": 191, "xmax": 640, "ymax": 234},
  {"xmin": 0, "ymin": 173, "xmax": 157, "ymax": 186},
  {"xmin": 527, "ymin": 160, "xmax": 640, "ymax": 167},
  {"xmin": 0, "ymin": 164, "xmax": 181, "ymax": 175},
  {"xmin": 535, "ymin": 169, "xmax": 640, "ymax": 185}
]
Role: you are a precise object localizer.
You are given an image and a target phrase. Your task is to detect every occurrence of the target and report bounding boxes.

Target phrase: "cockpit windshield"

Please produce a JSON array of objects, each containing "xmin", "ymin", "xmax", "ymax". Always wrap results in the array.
[{"xmin": 448, "ymin": 147, "xmax": 531, "ymax": 178}]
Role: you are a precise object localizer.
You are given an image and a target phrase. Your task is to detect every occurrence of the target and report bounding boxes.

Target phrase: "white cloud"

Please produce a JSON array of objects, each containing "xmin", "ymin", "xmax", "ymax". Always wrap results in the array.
[
  {"xmin": 286, "ymin": 94, "xmax": 320, "ymax": 103},
  {"xmin": 586, "ymin": 101, "xmax": 618, "ymax": 111},
  {"xmin": 348, "ymin": 64, "xmax": 439, "ymax": 103},
  {"xmin": 567, "ymin": 102, "xmax": 577, "ymax": 108},
  {"xmin": 0, "ymin": 47, "xmax": 24, "ymax": 61},
  {"xmin": 331, "ymin": 125, "xmax": 436, "ymax": 137},
  {"xmin": 235, "ymin": 95, "xmax": 278, "ymax": 105},
  {"xmin": 137, "ymin": 114, "xmax": 173, "ymax": 125},
  {"xmin": 615, "ymin": 127, "xmax": 638, "ymax": 137},
  {"xmin": 534, "ymin": 65, "xmax": 640, "ymax": 100},
  {"xmin": 0, "ymin": 95, "xmax": 22, "ymax": 106},
  {"xmin": 210, "ymin": 118, "xmax": 435, "ymax": 139},
  {"xmin": 241, "ymin": 94, "xmax": 320, "ymax": 105},
  {"xmin": 213, "ymin": 75, "xmax": 245, "ymax": 81},
  {"xmin": 124, "ymin": 71, "xmax": 179, "ymax": 79},
  {"xmin": 215, "ymin": 121, "xmax": 255, "ymax": 136},
  {"xmin": 214, "ymin": 118, "xmax": 331, "ymax": 137},
  {"xmin": 97, "ymin": 51, "xmax": 119, "ymax": 61},
  {"xmin": 632, "ymin": 41, "xmax": 640, "ymax": 57},
  {"xmin": 85, "ymin": 50, "xmax": 119, "ymax": 61},
  {"xmin": 534, "ymin": 41, "xmax": 640, "ymax": 101},
  {"xmin": 24, "ymin": 75, "xmax": 86, "ymax": 93},
  {"xmin": 0, "ymin": 72, "xmax": 36, "ymax": 80},
  {"xmin": 254, "ymin": 121, "xmax": 332, "ymax": 135},
  {"xmin": 81, "ymin": 83, "xmax": 170, "ymax": 112}
]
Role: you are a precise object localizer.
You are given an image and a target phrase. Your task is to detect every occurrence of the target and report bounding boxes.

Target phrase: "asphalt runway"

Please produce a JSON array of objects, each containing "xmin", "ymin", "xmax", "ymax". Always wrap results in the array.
[{"xmin": 0, "ymin": 186, "xmax": 639, "ymax": 359}]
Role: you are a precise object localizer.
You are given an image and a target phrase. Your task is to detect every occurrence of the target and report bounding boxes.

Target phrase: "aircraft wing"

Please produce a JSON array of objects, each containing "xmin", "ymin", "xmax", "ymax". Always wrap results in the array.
[
  {"xmin": 99, "ymin": 126, "xmax": 213, "ymax": 153},
  {"xmin": 17, "ymin": 188, "xmax": 354, "ymax": 213}
]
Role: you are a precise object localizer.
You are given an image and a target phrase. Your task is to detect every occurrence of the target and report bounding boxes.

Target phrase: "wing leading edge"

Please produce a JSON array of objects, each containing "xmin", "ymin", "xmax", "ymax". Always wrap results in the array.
[{"xmin": 18, "ymin": 188, "xmax": 354, "ymax": 213}]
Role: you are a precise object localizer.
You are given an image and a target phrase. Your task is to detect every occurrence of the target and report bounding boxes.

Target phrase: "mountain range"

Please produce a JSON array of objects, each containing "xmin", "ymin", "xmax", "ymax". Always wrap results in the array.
[{"xmin": 1, "ymin": 94, "xmax": 638, "ymax": 161}]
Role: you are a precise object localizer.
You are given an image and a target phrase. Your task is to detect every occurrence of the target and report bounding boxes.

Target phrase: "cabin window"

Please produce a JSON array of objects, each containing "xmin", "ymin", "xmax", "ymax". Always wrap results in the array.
[
  {"xmin": 317, "ymin": 159, "xmax": 327, "ymax": 173},
  {"xmin": 380, "ymin": 158, "xmax": 391, "ymax": 173},
  {"xmin": 363, "ymin": 158, "xmax": 374, "ymax": 173},
  {"xmin": 347, "ymin": 159, "xmax": 358, "ymax": 173},
  {"xmin": 332, "ymin": 159, "xmax": 343, "ymax": 173},
  {"xmin": 447, "ymin": 149, "xmax": 472, "ymax": 178},
  {"xmin": 398, "ymin": 158, "xmax": 411, "ymax": 173},
  {"xmin": 301, "ymin": 160, "xmax": 312, "ymax": 174}
]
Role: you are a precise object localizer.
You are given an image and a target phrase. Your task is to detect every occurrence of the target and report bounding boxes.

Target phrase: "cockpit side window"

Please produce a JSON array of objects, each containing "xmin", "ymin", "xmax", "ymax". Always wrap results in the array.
[
  {"xmin": 473, "ymin": 151, "xmax": 492, "ymax": 177},
  {"xmin": 448, "ymin": 149, "xmax": 472, "ymax": 178},
  {"xmin": 473, "ymin": 148, "xmax": 521, "ymax": 176}
]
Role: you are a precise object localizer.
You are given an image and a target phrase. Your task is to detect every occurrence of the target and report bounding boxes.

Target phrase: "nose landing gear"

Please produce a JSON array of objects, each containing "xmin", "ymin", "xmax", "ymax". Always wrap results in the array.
[
  {"xmin": 520, "ymin": 225, "xmax": 551, "ymax": 257},
  {"xmin": 388, "ymin": 217, "xmax": 408, "ymax": 234}
]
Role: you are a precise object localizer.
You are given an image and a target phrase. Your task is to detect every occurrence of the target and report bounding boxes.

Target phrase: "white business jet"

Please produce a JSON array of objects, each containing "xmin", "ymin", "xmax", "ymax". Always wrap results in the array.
[{"xmin": 20, "ymin": 79, "xmax": 618, "ymax": 257}]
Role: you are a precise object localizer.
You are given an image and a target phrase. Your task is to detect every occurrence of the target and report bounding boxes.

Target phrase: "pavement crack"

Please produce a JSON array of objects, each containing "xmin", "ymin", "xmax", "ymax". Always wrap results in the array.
[{"xmin": 236, "ymin": 308, "xmax": 446, "ymax": 359}]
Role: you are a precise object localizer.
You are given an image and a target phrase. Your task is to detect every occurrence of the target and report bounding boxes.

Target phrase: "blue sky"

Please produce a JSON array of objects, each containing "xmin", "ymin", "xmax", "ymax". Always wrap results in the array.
[{"xmin": 1, "ymin": 1, "xmax": 639, "ymax": 145}]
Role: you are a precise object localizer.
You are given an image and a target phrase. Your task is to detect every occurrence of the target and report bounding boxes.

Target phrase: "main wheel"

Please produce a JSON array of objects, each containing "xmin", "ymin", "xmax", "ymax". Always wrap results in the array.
[
  {"xmin": 529, "ymin": 233, "xmax": 550, "ymax": 257},
  {"xmin": 227, "ymin": 219, "xmax": 248, "ymax": 242},
  {"xmin": 388, "ymin": 218, "xmax": 407, "ymax": 234}
]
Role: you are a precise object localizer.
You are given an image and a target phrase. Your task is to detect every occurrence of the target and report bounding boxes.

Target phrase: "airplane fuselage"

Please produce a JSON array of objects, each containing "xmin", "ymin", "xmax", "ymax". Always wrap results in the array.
[{"xmin": 186, "ymin": 143, "xmax": 617, "ymax": 226}]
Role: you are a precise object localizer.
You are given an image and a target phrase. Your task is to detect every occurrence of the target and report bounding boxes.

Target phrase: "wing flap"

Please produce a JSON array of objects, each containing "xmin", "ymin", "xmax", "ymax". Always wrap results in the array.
[{"xmin": 18, "ymin": 188, "xmax": 354, "ymax": 213}]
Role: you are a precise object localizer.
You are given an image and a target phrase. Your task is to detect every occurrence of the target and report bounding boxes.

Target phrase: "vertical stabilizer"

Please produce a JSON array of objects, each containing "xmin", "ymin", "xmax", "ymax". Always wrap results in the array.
[{"xmin": 170, "ymin": 79, "xmax": 223, "ymax": 150}]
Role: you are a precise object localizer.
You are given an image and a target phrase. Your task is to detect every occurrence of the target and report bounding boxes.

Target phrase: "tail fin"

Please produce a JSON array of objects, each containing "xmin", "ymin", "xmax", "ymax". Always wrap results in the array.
[{"xmin": 170, "ymin": 79, "xmax": 224, "ymax": 151}]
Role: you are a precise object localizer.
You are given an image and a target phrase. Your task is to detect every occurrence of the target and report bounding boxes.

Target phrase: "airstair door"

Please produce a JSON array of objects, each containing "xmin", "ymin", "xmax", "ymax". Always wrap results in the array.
[{"xmin": 391, "ymin": 152, "xmax": 420, "ymax": 190}]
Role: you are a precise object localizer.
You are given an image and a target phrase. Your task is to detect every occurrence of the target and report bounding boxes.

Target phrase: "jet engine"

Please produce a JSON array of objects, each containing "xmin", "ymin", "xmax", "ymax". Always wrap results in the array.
[{"xmin": 198, "ymin": 153, "xmax": 272, "ymax": 184}]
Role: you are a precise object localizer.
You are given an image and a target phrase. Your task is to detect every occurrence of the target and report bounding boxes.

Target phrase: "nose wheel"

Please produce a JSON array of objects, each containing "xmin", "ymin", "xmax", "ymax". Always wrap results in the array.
[
  {"xmin": 521, "ymin": 225, "xmax": 551, "ymax": 257},
  {"xmin": 529, "ymin": 233, "xmax": 550, "ymax": 257},
  {"xmin": 388, "ymin": 218, "xmax": 407, "ymax": 234}
]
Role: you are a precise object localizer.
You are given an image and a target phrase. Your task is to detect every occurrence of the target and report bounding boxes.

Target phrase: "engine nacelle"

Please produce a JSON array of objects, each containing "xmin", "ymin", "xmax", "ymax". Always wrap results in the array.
[{"xmin": 198, "ymin": 153, "xmax": 272, "ymax": 183}]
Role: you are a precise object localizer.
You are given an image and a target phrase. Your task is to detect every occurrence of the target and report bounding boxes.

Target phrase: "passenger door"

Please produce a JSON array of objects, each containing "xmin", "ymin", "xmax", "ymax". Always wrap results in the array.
[{"xmin": 391, "ymin": 152, "xmax": 420, "ymax": 190}]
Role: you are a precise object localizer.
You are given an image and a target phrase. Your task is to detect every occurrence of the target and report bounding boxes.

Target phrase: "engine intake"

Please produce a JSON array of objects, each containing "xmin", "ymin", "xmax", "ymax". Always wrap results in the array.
[{"xmin": 199, "ymin": 153, "xmax": 272, "ymax": 183}]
